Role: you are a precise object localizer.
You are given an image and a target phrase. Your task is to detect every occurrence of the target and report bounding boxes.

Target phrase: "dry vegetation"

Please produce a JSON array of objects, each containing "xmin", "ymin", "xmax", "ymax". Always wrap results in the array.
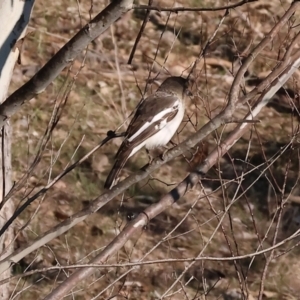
[{"xmin": 5, "ymin": 0, "xmax": 300, "ymax": 299}]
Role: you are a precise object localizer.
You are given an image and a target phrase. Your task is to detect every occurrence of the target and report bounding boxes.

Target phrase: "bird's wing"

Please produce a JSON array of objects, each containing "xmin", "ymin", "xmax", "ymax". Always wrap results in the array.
[
  {"xmin": 125, "ymin": 92, "xmax": 179, "ymax": 144},
  {"xmin": 104, "ymin": 92, "xmax": 180, "ymax": 189}
]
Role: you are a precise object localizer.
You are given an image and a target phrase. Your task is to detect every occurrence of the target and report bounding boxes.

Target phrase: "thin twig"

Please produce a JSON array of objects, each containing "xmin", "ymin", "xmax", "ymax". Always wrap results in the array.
[
  {"xmin": 128, "ymin": 0, "xmax": 153, "ymax": 64},
  {"xmin": 133, "ymin": 0, "xmax": 257, "ymax": 13}
]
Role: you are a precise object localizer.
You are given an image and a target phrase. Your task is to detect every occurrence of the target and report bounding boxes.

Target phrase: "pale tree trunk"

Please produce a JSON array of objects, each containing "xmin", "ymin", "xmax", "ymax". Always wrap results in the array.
[{"xmin": 0, "ymin": 1, "xmax": 35, "ymax": 299}]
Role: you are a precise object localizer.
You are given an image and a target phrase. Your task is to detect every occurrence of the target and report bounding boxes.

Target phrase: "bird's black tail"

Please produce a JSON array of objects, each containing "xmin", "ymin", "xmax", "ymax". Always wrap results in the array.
[{"xmin": 104, "ymin": 151, "xmax": 130, "ymax": 189}]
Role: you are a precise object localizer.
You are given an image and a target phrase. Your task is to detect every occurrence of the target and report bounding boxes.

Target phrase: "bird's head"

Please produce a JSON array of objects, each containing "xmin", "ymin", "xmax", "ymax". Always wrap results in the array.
[{"xmin": 158, "ymin": 76, "xmax": 192, "ymax": 98}]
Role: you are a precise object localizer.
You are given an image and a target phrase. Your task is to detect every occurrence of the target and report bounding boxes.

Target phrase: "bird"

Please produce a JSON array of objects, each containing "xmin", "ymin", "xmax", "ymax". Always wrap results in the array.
[{"xmin": 104, "ymin": 76, "xmax": 190, "ymax": 189}]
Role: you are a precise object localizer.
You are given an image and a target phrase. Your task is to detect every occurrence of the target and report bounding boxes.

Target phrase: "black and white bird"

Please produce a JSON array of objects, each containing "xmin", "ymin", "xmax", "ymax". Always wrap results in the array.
[{"xmin": 104, "ymin": 76, "xmax": 190, "ymax": 189}]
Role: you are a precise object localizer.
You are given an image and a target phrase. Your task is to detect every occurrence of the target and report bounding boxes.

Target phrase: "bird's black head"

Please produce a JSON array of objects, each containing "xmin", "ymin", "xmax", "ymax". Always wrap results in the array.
[{"xmin": 159, "ymin": 76, "xmax": 191, "ymax": 97}]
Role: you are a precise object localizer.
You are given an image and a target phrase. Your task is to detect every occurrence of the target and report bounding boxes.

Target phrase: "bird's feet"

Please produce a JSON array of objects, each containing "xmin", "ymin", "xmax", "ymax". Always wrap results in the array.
[
  {"xmin": 160, "ymin": 141, "xmax": 176, "ymax": 160},
  {"xmin": 147, "ymin": 141, "xmax": 177, "ymax": 163},
  {"xmin": 146, "ymin": 149, "xmax": 154, "ymax": 164},
  {"xmin": 160, "ymin": 149, "xmax": 168, "ymax": 161}
]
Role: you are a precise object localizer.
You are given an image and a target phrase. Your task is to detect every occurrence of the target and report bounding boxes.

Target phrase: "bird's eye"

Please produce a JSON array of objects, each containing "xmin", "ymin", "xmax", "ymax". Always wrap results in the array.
[{"xmin": 185, "ymin": 90, "xmax": 193, "ymax": 97}]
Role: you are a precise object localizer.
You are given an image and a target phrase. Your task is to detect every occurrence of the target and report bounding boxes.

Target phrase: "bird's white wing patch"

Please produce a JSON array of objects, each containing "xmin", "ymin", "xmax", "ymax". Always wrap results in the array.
[{"xmin": 128, "ymin": 100, "xmax": 179, "ymax": 142}]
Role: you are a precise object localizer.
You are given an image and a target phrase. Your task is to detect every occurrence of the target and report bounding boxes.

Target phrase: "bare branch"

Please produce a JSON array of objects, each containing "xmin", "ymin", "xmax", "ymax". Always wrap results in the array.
[
  {"xmin": 133, "ymin": 0, "xmax": 257, "ymax": 13},
  {"xmin": 0, "ymin": 0, "xmax": 133, "ymax": 129},
  {"xmin": 128, "ymin": 0, "xmax": 153, "ymax": 64},
  {"xmin": 0, "ymin": 131, "xmax": 125, "ymax": 238}
]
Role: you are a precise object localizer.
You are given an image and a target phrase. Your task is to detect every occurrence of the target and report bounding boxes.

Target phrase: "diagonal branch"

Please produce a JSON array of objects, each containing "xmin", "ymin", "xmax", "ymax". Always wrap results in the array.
[
  {"xmin": 228, "ymin": 0, "xmax": 300, "ymax": 108},
  {"xmin": 0, "ymin": 0, "xmax": 133, "ymax": 129},
  {"xmin": 0, "ymin": 131, "xmax": 125, "ymax": 237}
]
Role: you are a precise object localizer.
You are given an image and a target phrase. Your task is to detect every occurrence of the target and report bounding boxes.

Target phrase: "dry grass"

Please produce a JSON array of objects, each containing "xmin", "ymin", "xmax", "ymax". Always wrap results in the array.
[{"xmin": 6, "ymin": 0, "xmax": 300, "ymax": 299}]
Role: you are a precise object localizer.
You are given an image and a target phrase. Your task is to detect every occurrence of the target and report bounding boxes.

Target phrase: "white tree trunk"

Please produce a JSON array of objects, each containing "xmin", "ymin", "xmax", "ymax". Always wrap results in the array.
[{"xmin": 0, "ymin": 1, "xmax": 35, "ymax": 299}]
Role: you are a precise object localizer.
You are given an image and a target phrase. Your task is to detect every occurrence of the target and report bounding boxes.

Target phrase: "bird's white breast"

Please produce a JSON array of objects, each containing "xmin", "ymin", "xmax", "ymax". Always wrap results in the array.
[
  {"xmin": 127, "ymin": 100, "xmax": 185, "ymax": 158},
  {"xmin": 144, "ymin": 100, "xmax": 185, "ymax": 149}
]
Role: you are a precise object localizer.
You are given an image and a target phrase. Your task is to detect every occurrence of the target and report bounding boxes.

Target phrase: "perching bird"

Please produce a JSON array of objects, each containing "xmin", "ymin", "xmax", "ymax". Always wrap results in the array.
[{"xmin": 104, "ymin": 76, "xmax": 190, "ymax": 189}]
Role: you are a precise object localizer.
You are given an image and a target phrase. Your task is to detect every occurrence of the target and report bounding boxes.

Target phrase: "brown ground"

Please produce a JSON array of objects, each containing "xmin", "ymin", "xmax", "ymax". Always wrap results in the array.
[{"xmin": 7, "ymin": 0, "xmax": 300, "ymax": 299}]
